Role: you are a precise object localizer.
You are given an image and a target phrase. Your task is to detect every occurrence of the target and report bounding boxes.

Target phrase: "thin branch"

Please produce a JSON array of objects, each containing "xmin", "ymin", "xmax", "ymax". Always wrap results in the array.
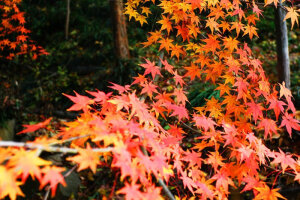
[
  {"xmin": 181, "ymin": 122, "xmax": 202, "ymax": 135},
  {"xmin": 0, "ymin": 141, "xmax": 113, "ymax": 154},
  {"xmin": 158, "ymin": 178, "xmax": 176, "ymax": 200},
  {"xmin": 50, "ymin": 134, "xmax": 91, "ymax": 146},
  {"xmin": 263, "ymin": 164, "xmax": 296, "ymax": 177}
]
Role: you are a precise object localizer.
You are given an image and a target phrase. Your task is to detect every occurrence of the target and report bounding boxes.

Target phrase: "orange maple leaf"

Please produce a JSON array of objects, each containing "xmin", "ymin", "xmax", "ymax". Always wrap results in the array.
[
  {"xmin": 0, "ymin": 166, "xmax": 24, "ymax": 200},
  {"xmin": 284, "ymin": 7, "xmax": 299, "ymax": 29},
  {"xmin": 67, "ymin": 144, "xmax": 101, "ymax": 173},
  {"xmin": 8, "ymin": 149, "xmax": 51, "ymax": 182},
  {"xmin": 254, "ymin": 184, "xmax": 286, "ymax": 200},
  {"xmin": 157, "ymin": 15, "xmax": 172, "ymax": 34}
]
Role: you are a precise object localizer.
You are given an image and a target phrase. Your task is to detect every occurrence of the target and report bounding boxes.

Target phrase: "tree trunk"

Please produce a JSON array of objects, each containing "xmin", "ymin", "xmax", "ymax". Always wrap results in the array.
[
  {"xmin": 274, "ymin": 2, "xmax": 290, "ymax": 89},
  {"xmin": 65, "ymin": 0, "xmax": 71, "ymax": 40},
  {"xmin": 109, "ymin": 0, "xmax": 130, "ymax": 60}
]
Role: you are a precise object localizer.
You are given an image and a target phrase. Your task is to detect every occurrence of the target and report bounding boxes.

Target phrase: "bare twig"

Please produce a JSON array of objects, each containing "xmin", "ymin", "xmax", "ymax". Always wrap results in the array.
[
  {"xmin": 263, "ymin": 164, "xmax": 296, "ymax": 177},
  {"xmin": 181, "ymin": 122, "xmax": 202, "ymax": 135},
  {"xmin": 0, "ymin": 141, "xmax": 113, "ymax": 154}
]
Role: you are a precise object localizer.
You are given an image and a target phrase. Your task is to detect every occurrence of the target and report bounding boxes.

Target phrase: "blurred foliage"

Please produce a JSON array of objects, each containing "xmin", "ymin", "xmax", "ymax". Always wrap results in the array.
[
  {"xmin": 252, "ymin": 7, "xmax": 300, "ymax": 109},
  {"xmin": 0, "ymin": 0, "xmax": 150, "ymax": 124}
]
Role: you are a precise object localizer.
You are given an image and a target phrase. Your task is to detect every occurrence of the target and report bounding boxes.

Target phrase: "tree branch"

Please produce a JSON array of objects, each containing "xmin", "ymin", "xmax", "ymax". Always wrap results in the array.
[{"xmin": 0, "ymin": 141, "xmax": 113, "ymax": 154}]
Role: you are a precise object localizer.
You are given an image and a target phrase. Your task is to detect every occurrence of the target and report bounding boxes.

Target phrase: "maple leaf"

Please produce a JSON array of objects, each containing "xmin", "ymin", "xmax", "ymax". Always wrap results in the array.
[
  {"xmin": 168, "ymin": 124, "xmax": 185, "ymax": 137},
  {"xmin": 108, "ymin": 82, "xmax": 131, "ymax": 94},
  {"xmin": 219, "ymin": 21, "xmax": 230, "ymax": 33},
  {"xmin": 187, "ymin": 23, "xmax": 200, "ymax": 38},
  {"xmin": 284, "ymin": 7, "xmax": 299, "ymax": 29},
  {"xmin": 166, "ymin": 103, "xmax": 189, "ymax": 121},
  {"xmin": 117, "ymin": 182, "xmax": 143, "ymax": 200},
  {"xmin": 247, "ymin": 14, "xmax": 259, "ymax": 25},
  {"xmin": 279, "ymin": 82, "xmax": 292, "ymax": 100},
  {"xmin": 171, "ymin": 44, "xmax": 185, "ymax": 59},
  {"xmin": 136, "ymin": 14, "xmax": 147, "ymax": 26},
  {"xmin": 142, "ymin": 31, "xmax": 161, "ymax": 47},
  {"xmin": 258, "ymin": 118, "xmax": 277, "ymax": 139},
  {"xmin": 175, "ymin": 24, "xmax": 190, "ymax": 42},
  {"xmin": 67, "ymin": 144, "xmax": 101, "ymax": 173},
  {"xmin": 203, "ymin": 34, "xmax": 220, "ymax": 53},
  {"xmin": 155, "ymin": 91, "xmax": 173, "ymax": 104},
  {"xmin": 160, "ymin": 58, "xmax": 174, "ymax": 74},
  {"xmin": 234, "ymin": 77, "xmax": 249, "ymax": 100},
  {"xmin": 211, "ymin": 172, "xmax": 234, "ymax": 193},
  {"xmin": 253, "ymin": 4, "xmax": 263, "ymax": 18},
  {"xmin": 173, "ymin": 71, "xmax": 186, "ymax": 87},
  {"xmin": 272, "ymin": 149, "xmax": 296, "ymax": 172},
  {"xmin": 267, "ymin": 96, "xmax": 286, "ymax": 120},
  {"xmin": 243, "ymin": 25, "xmax": 259, "ymax": 39},
  {"xmin": 280, "ymin": 113, "xmax": 300, "ymax": 137},
  {"xmin": 40, "ymin": 166, "xmax": 66, "ymax": 197},
  {"xmin": 86, "ymin": 89, "xmax": 112, "ymax": 103},
  {"xmin": 246, "ymin": 101, "xmax": 264, "ymax": 123},
  {"xmin": 215, "ymin": 83, "xmax": 230, "ymax": 97},
  {"xmin": 242, "ymin": 176, "xmax": 261, "ymax": 192},
  {"xmin": 205, "ymin": 17, "xmax": 219, "ymax": 33},
  {"xmin": 131, "ymin": 73, "xmax": 147, "ymax": 85},
  {"xmin": 193, "ymin": 114, "xmax": 216, "ymax": 132},
  {"xmin": 158, "ymin": 37, "xmax": 174, "ymax": 53},
  {"xmin": 184, "ymin": 63, "xmax": 201, "ymax": 80},
  {"xmin": 173, "ymin": 87, "xmax": 188, "ymax": 105},
  {"xmin": 17, "ymin": 117, "xmax": 52, "ymax": 135},
  {"xmin": 223, "ymin": 37, "xmax": 239, "ymax": 52},
  {"xmin": 206, "ymin": 151, "xmax": 225, "ymax": 171},
  {"xmin": 140, "ymin": 59, "xmax": 162, "ymax": 79},
  {"xmin": 63, "ymin": 91, "xmax": 93, "ymax": 111},
  {"xmin": 237, "ymin": 145, "xmax": 254, "ymax": 163},
  {"xmin": 141, "ymin": 7, "xmax": 151, "ymax": 16},
  {"xmin": 254, "ymin": 184, "xmax": 287, "ymax": 200},
  {"xmin": 0, "ymin": 166, "xmax": 24, "ymax": 200},
  {"xmin": 143, "ymin": 185, "xmax": 163, "ymax": 200},
  {"xmin": 8, "ymin": 149, "xmax": 51, "ymax": 182},
  {"xmin": 157, "ymin": 15, "xmax": 172, "ymax": 34},
  {"xmin": 141, "ymin": 81, "xmax": 158, "ymax": 98},
  {"xmin": 180, "ymin": 170, "xmax": 197, "ymax": 194},
  {"xmin": 231, "ymin": 21, "xmax": 244, "ymax": 36}
]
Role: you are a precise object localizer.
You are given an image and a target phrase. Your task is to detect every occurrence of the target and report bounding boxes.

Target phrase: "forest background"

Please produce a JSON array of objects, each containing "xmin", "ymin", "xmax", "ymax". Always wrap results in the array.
[
  {"xmin": 0, "ymin": 0, "xmax": 299, "ymax": 126},
  {"xmin": 0, "ymin": 0, "xmax": 300, "ymax": 199}
]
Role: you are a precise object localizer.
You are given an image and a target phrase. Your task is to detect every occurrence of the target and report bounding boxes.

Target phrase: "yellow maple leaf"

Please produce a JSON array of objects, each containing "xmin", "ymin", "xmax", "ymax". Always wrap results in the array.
[
  {"xmin": 0, "ymin": 166, "xmax": 24, "ymax": 200},
  {"xmin": 284, "ymin": 7, "xmax": 299, "ymax": 29}
]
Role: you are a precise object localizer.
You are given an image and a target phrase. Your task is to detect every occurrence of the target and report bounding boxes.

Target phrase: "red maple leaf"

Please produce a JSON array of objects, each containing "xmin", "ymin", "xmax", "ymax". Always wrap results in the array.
[
  {"xmin": 117, "ymin": 182, "xmax": 143, "ymax": 200},
  {"xmin": 40, "ymin": 166, "xmax": 66, "ymax": 197},
  {"xmin": 18, "ymin": 118, "xmax": 52, "ymax": 135},
  {"xmin": 63, "ymin": 91, "xmax": 93, "ymax": 111},
  {"xmin": 280, "ymin": 113, "xmax": 300, "ymax": 137},
  {"xmin": 140, "ymin": 59, "xmax": 162, "ymax": 79},
  {"xmin": 246, "ymin": 101, "xmax": 264, "ymax": 123},
  {"xmin": 166, "ymin": 103, "xmax": 189, "ymax": 121},
  {"xmin": 258, "ymin": 118, "xmax": 277, "ymax": 139}
]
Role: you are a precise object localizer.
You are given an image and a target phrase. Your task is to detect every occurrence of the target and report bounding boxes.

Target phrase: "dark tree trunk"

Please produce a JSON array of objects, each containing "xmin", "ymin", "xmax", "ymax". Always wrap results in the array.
[
  {"xmin": 110, "ymin": 0, "xmax": 130, "ymax": 60},
  {"xmin": 274, "ymin": 2, "xmax": 290, "ymax": 89},
  {"xmin": 65, "ymin": 0, "xmax": 70, "ymax": 40}
]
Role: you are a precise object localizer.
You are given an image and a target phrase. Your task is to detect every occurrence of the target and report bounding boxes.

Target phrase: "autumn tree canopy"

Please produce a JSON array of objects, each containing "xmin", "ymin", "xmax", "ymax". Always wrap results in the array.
[{"xmin": 0, "ymin": 0, "xmax": 300, "ymax": 200}]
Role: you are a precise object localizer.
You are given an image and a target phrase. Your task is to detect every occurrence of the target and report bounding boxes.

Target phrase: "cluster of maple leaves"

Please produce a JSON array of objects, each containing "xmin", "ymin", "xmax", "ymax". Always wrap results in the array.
[
  {"xmin": 1, "ymin": 0, "xmax": 300, "ymax": 199},
  {"xmin": 0, "ymin": 0, "xmax": 47, "ymax": 59}
]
